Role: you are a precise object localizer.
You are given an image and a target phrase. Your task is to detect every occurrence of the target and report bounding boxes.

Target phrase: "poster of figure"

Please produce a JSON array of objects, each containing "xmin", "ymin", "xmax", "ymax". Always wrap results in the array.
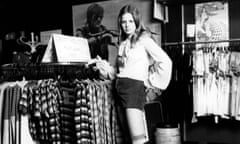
[
  {"xmin": 195, "ymin": 2, "xmax": 229, "ymax": 44},
  {"xmin": 72, "ymin": 0, "xmax": 160, "ymax": 40}
]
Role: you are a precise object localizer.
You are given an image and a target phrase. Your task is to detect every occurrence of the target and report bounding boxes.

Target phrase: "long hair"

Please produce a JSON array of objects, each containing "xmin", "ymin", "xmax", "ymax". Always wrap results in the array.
[{"xmin": 117, "ymin": 4, "xmax": 150, "ymax": 44}]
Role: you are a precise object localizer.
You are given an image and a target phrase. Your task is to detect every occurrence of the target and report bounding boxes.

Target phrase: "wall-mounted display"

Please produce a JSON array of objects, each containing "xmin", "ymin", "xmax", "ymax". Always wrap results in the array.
[{"xmin": 195, "ymin": 1, "xmax": 229, "ymax": 44}]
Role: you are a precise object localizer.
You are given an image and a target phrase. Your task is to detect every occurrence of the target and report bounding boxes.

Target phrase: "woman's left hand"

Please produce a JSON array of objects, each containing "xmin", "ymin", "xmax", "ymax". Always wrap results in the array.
[
  {"xmin": 231, "ymin": 64, "xmax": 240, "ymax": 76},
  {"xmin": 146, "ymin": 88, "xmax": 162, "ymax": 102}
]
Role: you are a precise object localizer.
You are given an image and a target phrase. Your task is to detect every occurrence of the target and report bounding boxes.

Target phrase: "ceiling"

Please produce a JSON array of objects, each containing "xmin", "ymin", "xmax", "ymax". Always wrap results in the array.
[
  {"xmin": 0, "ymin": 0, "xmax": 233, "ymax": 36},
  {"xmin": 0, "ymin": 0, "xmax": 108, "ymax": 34}
]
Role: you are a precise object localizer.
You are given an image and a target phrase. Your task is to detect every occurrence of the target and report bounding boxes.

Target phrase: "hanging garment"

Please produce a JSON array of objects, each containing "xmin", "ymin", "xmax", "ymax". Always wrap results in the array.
[
  {"xmin": 17, "ymin": 78, "xmax": 121, "ymax": 144},
  {"xmin": 60, "ymin": 83, "xmax": 77, "ymax": 143},
  {"xmin": 191, "ymin": 47, "xmax": 236, "ymax": 122},
  {"xmin": 75, "ymin": 81, "xmax": 93, "ymax": 144},
  {"xmin": 1, "ymin": 84, "xmax": 21, "ymax": 144},
  {"xmin": 0, "ymin": 82, "xmax": 11, "ymax": 144},
  {"xmin": 17, "ymin": 80, "xmax": 37, "ymax": 144},
  {"xmin": 18, "ymin": 79, "xmax": 62, "ymax": 143},
  {"xmin": 0, "ymin": 81, "xmax": 29, "ymax": 144},
  {"xmin": 229, "ymin": 52, "xmax": 240, "ymax": 119}
]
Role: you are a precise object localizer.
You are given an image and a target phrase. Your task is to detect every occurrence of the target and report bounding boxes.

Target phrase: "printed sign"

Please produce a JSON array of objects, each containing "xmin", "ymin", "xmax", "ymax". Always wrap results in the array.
[{"xmin": 42, "ymin": 34, "xmax": 91, "ymax": 63}]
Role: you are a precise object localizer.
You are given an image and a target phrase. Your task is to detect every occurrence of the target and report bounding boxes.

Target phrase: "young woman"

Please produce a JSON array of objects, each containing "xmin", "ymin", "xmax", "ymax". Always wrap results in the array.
[
  {"xmin": 89, "ymin": 4, "xmax": 172, "ymax": 144},
  {"xmin": 115, "ymin": 5, "xmax": 172, "ymax": 144}
]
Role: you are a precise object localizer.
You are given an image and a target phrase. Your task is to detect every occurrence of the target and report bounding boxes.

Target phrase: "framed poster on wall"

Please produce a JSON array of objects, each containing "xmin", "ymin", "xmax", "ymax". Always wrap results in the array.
[
  {"xmin": 195, "ymin": 1, "xmax": 229, "ymax": 43},
  {"xmin": 153, "ymin": 0, "xmax": 168, "ymax": 23}
]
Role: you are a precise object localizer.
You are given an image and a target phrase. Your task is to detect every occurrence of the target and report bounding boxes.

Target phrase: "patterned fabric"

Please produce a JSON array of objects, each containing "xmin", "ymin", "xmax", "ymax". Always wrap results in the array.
[
  {"xmin": 75, "ymin": 82, "xmax": 92, "ymax": 144},
  {"xmin": 18, "ymin": 79, "xmax": 62, "ymax": 143},
  {"xmin": 60, "ymin": 85, "xmax": 76, "ymax": 143},
  {"xmin": 74, "ymin": 80, "xmax": 121, "ymax": 144},
  {"xmin": 17, "ymin": 79, "xmax": 122, "ymax": 144}
]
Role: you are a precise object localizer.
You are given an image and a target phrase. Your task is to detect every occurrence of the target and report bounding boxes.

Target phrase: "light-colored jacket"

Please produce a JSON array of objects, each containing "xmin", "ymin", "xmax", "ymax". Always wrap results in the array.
[{"xmin": 117, "ymin": 35, "xmax": 172, "ymax": 90}]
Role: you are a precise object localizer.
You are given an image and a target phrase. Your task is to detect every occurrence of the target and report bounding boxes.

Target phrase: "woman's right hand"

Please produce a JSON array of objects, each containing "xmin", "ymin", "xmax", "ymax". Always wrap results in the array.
[{"xmin": 87, "ymin": 56, "xmax": 116, "ymax": 80}]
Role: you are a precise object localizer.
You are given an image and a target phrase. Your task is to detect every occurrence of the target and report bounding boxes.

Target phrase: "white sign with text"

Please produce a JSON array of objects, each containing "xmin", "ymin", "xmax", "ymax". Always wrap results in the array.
[{"xmin": 42, "ymin": 34, "xmax": 91, "ymax": 63}]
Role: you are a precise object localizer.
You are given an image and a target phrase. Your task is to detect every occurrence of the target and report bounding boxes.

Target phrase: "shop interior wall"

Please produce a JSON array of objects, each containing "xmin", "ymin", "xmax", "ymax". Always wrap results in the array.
[
  {"xmin": 164, "ymin": 1, "xmax": 240, "ymax": 143},
  {"xmin": 0, "ymin": 0, "xmax": 165, "ymax": 139},
  {"xmin": 0, "ymin": 1, "xmax": 166, "ymax": 137},
  {"xmin": 0, "ymin": 1, "xmax": 73, "ymax": 37},
  {"xmin": 72, "ymin": 0, "xmax": 162, "ymax": 66},
  {"xmin": 72, "ymin": 0, "xmax": 161, "ymax": 44},
  {"xmin": 0, "ymin": 0, "xmax": 161, "ymax": 42},
  {"xmin": 0, "ymin": 1, "xmax": 73, "ymax": 65},
  {"xmin": 0, "ymin": 0, "xmax": 162, "ymax": 65}
]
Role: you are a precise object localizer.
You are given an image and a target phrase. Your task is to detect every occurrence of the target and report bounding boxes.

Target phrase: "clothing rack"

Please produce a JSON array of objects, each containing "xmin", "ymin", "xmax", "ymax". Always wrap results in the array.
[
  {"xmin": 162, "ymin": 38, "xmax": 240, "ymax": 56},
  {"xmin": 161, "ymin": 38, "xmax": 240, "ymax": 144},
  {"xmin": 0, "ymin": 62, "xmax": 100, "ymax": 82},
  {"xmin": 0, "ymin": 63, "xmax": 120, "ymax": 144},
  {"xmin": 162, "ymin": 38, "xmax": 240, "ymax": 46}
]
